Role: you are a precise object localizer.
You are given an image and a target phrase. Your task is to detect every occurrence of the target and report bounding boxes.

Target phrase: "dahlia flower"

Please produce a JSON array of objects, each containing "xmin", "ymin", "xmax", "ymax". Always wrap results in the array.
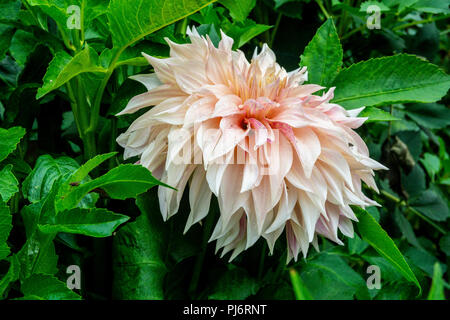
[{"xmin": 117, "ymin": 27, "xmax": 387, "ymax": 262}]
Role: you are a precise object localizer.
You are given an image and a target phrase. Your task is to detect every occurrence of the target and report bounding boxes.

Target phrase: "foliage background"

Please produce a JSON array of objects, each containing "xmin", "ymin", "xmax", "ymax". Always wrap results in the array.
[{"xmin": 0, "ymin": 0, "xmax": 449, "ymax": 300}]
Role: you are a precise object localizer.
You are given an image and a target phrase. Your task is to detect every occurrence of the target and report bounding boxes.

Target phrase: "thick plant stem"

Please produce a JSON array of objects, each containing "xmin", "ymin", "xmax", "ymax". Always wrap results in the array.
[{"xmin": 188, "ymin": 203, "xmax": 217, "ymax": 298}]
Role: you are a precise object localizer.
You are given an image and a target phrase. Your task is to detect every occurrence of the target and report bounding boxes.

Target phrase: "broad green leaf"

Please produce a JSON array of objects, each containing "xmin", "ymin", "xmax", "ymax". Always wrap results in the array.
[
  {"xmin": 25, "ymin": 0, "xmax": 109, "ymax": 29},
  {"xmin": 20, "ymin": 274, "xmax": 80, "ymax": 300},
  {"xmin": 300, "ymin": 19, "xmax": 342, "ymax": 87},
  {"xmin": 289, "ymin": 268, "xmax": 313, "ymax": 300},
  {"xmin": 405, "ymin": 246, "xmax": 447, "ymax": 277},
  {"xmin": 0, "ymin": 126, "xmax": 26, "ymax": 162},
  {"xmin": 65, "ymin": 152, "xmax": 117, "ymax": 184},
  {"xmin": 300, "ymin": 252, "xmax": 367, "ymax": 300},
  {"xmin": 406, "ymin": 103, "xmax": 450, "ymax": 129},
  {"xmin": 394, "ymin": 208, "xmax": 422, "ymax": 249},
  {"xmin": 57, "ymin": 164, "xmax": 169, "ymax": 211},
  {"xmin": 18, "ymin": 183, "xmax": 60, "ymax": 279},
  {"xmin": 22, "ymin": 154, "xmax": 79, "ymax": 203},
  {"xmin": 0, "ymin": 255, "xmax": 20, "ymax": 298},
  {"xmin": 347, "ymin": 232, "xmax": 369, "ymax": 255},
  {"xmin": 108, "ymin": 0, "xmax": 216, "ymax": 48},
  {"xmin": 17, "ymin": 230, "xmax": 58, "ymax": 279},
  {"xmin": 9, "ymin": 30, "xmax": 37, "ymax": 66},
  {"xmin": 428, "ymin": 263, "xmax": 445, "ymax": 300},
  {"xmin": 354, "ymin": 207, "xmax": 421, "ymax": 294},
  {"xmin": 224, "ymin": 20, "xmax": 272, "ymax": 49},
  {"xmin": 38, "ymin": 208, "xmax": 129, "ymax": 237},
  {"xmin": 112, "ymin": 192, "xmax": 167, "ymax": 299},
  {"xmin": 359, "ymin": 107, "xmax": 400, "ymax": 122},
  {"xmin": 0, "ymin": 202, "xmax": 12, "ymax": 260},
  {"xmin": 219, "ymin": 0, "xmax": 256, "ymax": 21},
  {"xmin": 332, "ymin": 54, "xmax": 450, "ymax": 109},
  {"xmin": 409, "ymin": 189, "xmax": 450, "ymax": 222},
  {"xmin": 0, "ymin": 0, "xmax": 21, "ymax": 22},
  {"xmin": 420, "ymin": 153, "xmax": 440, "ymax": 180},
  {"xmin": 0, "ymin": 164, "xmax": 19, "ymax": 202},
  {"xmin": 208, "ymin": 265, "xmax": 259, "ymax": 299},
  {"xmin": 412, "ymin": 0, "xmax": 450, "ymax": 14},
  {"xmin": 36, "ymin": 46, "xmax": 106, "ymax": 99},
  {"xmin": 0, "ymin": 24, "xmax": 14, "ymax": 60}
]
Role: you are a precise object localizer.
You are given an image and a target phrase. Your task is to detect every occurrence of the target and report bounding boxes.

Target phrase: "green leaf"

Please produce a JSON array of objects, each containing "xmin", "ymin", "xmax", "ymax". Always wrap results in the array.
[
  {"xmin": 300, "ymin": 18, "xmax": 343, "ymax": 87},
  {"xmin": 420, "ymin": 153, "xmax": 440, "ymax": 180},
  {"xmin": 359, "ymin": 106, "xmax": 400, "ymax": 122},
  {"xmin": 0, "ymin": 24, "xmax": 14, "ymax": 60},
  {"xmin": 409, "ymin": 189, "xmax": 450, "ymax": 222},
  {"xmin": 65, "ymin": 152, "xmax": 117, "ymax": 185},
  {"xmin": 0, "ymin": 255, "xmax": 20, "ymax": 298},
  {"xmin": 22, "ymin": 154, "xmax": 80, "ymax": 203},
  {"xmin": 289, "ymin": 268, "xmax": 313, "ymax": 300},
  {"xmin": 25, "ymin": 0, "xmax": 109, "ymax": 29},
  {"xmin": 20, "ymin": 274, "xmax": 81, "ymax": 300},
  {"xmin": 112, "ymin": 192, "xmax": 167, "ymax": 299},
  {"xmin": 0, "ymin": 0, "xmax": 21, "ymax": 22},
  {"xmin": 9, "ymin": 30, "xmax": 38, "ymax": 66},
  {"xmin": 405, "ymin": 103, "xmax": 450, "ymax": 129},
  {"xmin": 428, "ymin": 263, "xmax": 445, "ymax": 300},
  {"xmin": 405, "ymin": 247, "xmax": 447, "ymax": 277},
  {"xmin": 57, "ymin": 164, "xmax": 169, "ymax": 211},
  {"xmin": 354, "ymin": 207, "xmax": 421, "ymax": 294},
  {"xmin": 208, "ymin": 265, "xmax": 259, "ymax": 299},
  {"xmin": 300, "ymin": 252, "xmax": 367, "ymax": 300},
  {"xmin": 0, "ymin": 202, "xmax": 12, "ymax": 260},
  {"xmin": 38, "ymin": 208, "xmax": 129, "ymax": 237},
  {"xmin": 219, "ymin": 0, "xmax": 256, "ymax": 21},
  {"xmin": 108, "ymin": 0, "xmax": 216, "ymax": 49},
  {"xmin": 224, "ymin": 20, "xmax": 272, "ymax": 49},
  {"xmin": 17, "ymin": 230, "xmax": 59, "ymax": 279},
  {"xmin": 0, "ymin": 126, "xmax": 26, "ymax": 162},
  {"xmin": 332, "ymin": 54, "xmax": 450, "ymax": 109},
  {"xmin": 0, "ymin": 164, "xmax": 19, "ymax": 202},
  {"xmin": 36, "ymin": 46, "xmax": 106, "ymax": 99}
]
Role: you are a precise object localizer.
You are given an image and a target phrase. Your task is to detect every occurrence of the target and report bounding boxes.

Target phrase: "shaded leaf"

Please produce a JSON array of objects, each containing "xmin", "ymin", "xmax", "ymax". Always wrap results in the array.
[{"xmin": 112, "ymin": 192, "xmax": 168, "ymax": 299}]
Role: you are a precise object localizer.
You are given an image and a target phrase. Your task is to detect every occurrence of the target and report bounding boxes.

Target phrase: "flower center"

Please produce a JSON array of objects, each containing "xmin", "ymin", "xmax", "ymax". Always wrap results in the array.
[{"xmin": 240, "ymin": 97, "xmax": 279, "ymax": 124}]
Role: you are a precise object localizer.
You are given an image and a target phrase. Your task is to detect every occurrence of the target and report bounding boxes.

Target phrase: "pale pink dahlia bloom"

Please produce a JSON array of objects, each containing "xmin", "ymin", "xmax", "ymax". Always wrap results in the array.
[{"xmin": 117, "ymin": 27, "xmax": 387, "ymax": 262}]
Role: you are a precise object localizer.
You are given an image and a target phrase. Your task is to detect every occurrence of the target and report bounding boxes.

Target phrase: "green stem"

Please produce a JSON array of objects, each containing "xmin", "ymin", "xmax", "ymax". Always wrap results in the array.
[
  {"xmin": 392, "ymin": 14, "xmax": 450, "ymax": 31},
  {"xmin": 381, "ymin": 190, "xmax": 446, "ymax": 234},
  {"xmin": 341, "ymin": 25, "xmax": 364, "ymax": 40},
  {"xmin": 86, "ymin": 47, "xmax": 125, "ymax": 136},
  {"xmin": 315, "ymin": 0, "xmax": 331, "ymax": 19},
  {"xmin": 269, "ymin": 13, "xmax": 282, "ymax": 47}
]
